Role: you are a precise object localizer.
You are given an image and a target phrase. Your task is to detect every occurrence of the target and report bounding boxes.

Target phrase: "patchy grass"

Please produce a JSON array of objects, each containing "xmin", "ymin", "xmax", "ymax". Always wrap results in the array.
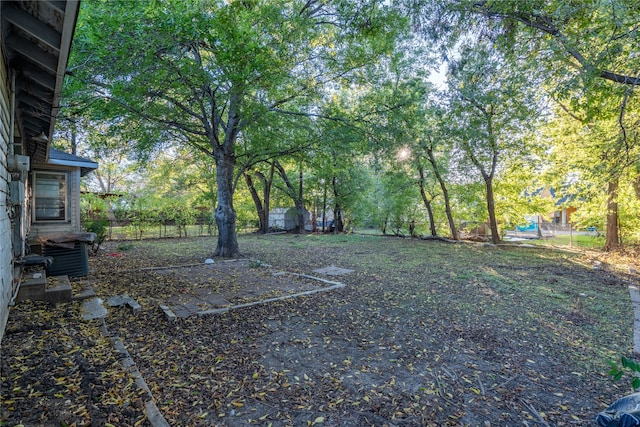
[
  {"xmin": 1, "ymin": 234, "xmax": 637, "ymax": 426},
  {"xmin": 530, "ymin": 233, "xmax": 606, "ymax": 250}
]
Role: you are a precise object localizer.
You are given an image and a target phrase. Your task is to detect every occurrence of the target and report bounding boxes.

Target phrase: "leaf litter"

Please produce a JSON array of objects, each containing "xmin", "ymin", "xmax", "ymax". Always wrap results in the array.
[{"xmin": 1, "ymin": 234, "xmax": 636, "ymax": 426}]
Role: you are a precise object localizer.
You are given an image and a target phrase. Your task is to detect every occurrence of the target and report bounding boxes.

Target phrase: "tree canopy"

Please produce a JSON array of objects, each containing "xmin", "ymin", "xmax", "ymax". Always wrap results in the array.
[{"xmin": 66, "ymin": 0, "xmax": 640, "ymax": 251}]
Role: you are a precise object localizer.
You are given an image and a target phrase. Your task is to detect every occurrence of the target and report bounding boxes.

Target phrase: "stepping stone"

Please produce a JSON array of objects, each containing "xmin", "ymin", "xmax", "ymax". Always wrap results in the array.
[
  {"xmin": 73, "ymin": 285, "xmax": 96, "ymax": 300},
  {"xmin": 81, "ymin": 297, "xmax": 107, "ymax": 320},
  {"xmin": 107, "ymin": 294, "xmax": 130, "ymax": 307},
  {"xmin": 44, "ymin": 276, "xmax": 72, "ymax": 303},
  {"xmin": 159, "ymin": 304, "xmax": 176, "ymax": 322},
  {"xmin": 107, "ymin": 294, "xmax": 141, "ymax": 314}
]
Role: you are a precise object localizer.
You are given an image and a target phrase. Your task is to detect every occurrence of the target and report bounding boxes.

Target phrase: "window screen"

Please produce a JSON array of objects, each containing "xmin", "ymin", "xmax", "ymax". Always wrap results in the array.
[{"xmin": 34, "ymin": 172, "xmax": 67, "ymax": 221}]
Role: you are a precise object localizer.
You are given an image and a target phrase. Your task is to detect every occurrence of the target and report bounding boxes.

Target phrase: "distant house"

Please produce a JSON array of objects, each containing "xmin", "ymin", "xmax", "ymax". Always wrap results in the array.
[
  {"xmin": 541, "ymin": 188, "xmax": 577, "ymax": 227},
  {"xmin": 0, "ymin": 0, "xmax": 81, "ymax": 342},
  {"xmin": 552, "ymin": 194, "xmax": 577, "ymax": 227}
]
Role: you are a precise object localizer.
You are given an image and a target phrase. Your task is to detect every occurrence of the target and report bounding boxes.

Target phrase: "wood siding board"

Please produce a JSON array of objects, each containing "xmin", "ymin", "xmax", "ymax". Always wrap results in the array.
[
  {"xmin": 29, "ymin": 166, "xmax": 81, "ymax": 241},
  {"xmin": 0, "ymin": 52, "xmax": 13, "ymax": 343}
]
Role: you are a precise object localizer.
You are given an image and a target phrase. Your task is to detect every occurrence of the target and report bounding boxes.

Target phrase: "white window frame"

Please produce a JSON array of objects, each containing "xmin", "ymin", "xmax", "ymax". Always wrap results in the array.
[{"xmin": 33, "ymin": 171, "xmax": 68, "ymax": 222}]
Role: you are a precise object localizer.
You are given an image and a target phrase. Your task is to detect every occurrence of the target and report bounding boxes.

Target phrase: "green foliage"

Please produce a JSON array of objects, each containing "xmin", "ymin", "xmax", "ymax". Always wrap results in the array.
[
  {"xmin": 60, "ymin": 1, "xmax": 639, "ymax": 251},
  {"xmin": 249, "ymin": 259, "xmax": 263, "ymax": 268},
  {"xmin": 85, "ymin": 218, "xmax": 108, "ymax": 240},
  {"xmin": 80, "ymin": 192, "xmax": 108, "ymax": 222},
  {"xmin": 377, "ymin": 170, "xmax": 421, "ymax": 235},
  {"xmin": 422, "ymin": 0, "xmax": 640, "ymax": 249},
  {"xmin": 67, "ymin": 0, "xmax": 406, "ymax": 254},
  {"xmin": 608, "ymin": 355, "xmax": 640, "ymax": 391},
  {"xmin": 83, "ymin": 216, "xmax": 109, "ymax": 254}
]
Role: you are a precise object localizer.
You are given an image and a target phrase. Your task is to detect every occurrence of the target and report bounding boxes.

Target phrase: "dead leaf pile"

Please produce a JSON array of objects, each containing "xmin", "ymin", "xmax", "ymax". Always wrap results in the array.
[{"xmin": 1, "ymin": 300, "xmax": 149, "ymax": 426}]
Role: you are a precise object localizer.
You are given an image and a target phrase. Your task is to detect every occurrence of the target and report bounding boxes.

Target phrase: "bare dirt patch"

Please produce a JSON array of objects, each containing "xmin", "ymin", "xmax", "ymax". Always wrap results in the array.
[{"xmin": 150, "ymin": 261, "xmax": 336, "ymax": 317}]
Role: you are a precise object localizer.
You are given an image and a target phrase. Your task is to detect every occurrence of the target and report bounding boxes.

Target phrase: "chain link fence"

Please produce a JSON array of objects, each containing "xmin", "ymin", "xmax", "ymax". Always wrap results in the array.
[
  {"xmin": 352, "ymin": 220, "xmax": 605, "ymax": 250},
  {"xmin": 92, "ymin": 218, "xmax": 258, "ymax": 241},
  {"xmin": 89, "ymin": 215, "xmax": 605, "ymax": 250}
]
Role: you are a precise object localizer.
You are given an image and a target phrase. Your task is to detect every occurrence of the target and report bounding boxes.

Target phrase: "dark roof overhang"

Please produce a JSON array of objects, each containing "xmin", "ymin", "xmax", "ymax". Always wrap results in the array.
[{"xmin": 1, "ymin": 0, "xmax": 80, "ymax": 162}]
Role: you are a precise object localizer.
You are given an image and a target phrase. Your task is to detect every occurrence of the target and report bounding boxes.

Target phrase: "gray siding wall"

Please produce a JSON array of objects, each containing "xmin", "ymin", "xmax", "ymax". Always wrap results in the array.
[
  {"xmin": 0, "ymin": 53, "xmax": 13, "ymax": 343},
  {"xmin": 29, "ymin": 166, "xmax": 82, "ymax": 240}
]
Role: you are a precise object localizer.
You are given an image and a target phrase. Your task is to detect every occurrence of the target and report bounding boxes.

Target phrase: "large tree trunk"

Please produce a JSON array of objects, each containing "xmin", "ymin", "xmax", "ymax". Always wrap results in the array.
[
  {"xmin": 243, "ymin": 166, "xmax": 273, "ymax": 234},
  {"xmin": 214, "ymin": 152, "xmax": 239, "ymax": 257},
  {"xmin": 417, "ymin": 164, "xmax": 438, "ymax": 237},
  {"xmin": 604, "ymin": 179, "xmax": 621, "ymax": 251},
  {"xmin": 484, "ymin": 175, "xmax": 501, "ymax": 244},
  {"xmin": 425, "ymin": 146, "xmax": 458, "ymax": 240}
]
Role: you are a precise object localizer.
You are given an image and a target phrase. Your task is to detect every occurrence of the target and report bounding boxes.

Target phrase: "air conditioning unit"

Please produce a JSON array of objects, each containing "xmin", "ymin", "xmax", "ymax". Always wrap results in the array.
[
  {"xmin": 43, "ymin": 243, "xmax": 90, "ymax": 277},
  {"xmin": 7, "ymin": 154, "xmax": 30, "ymax": 172}
]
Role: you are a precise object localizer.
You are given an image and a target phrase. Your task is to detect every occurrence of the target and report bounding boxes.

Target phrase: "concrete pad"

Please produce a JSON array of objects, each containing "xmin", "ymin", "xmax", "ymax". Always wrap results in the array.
[
  {"xmin": 171, "ymin": 302, "xmax": 201, "ymax": 318},
  {"xmin": 197, "ymin": 282, "xmax": 346, "ymax": 317},
  {"xmin": 312, "ymin": 266, "xmax": 355, "ymax": 276},
  {"xmin": 81, "ymin": 297, "xmax": 107, "ymax": 320},
  {"xmin": 72, "ymin": 285, "xmax": 96, "ymax": 300},
  {"xmin": 204, "ymin": 294, "xmax": 230, "ymax": 306},
  {"xmin": 43, "ymin": 276, "xmax": 72, "ymax": 303}
]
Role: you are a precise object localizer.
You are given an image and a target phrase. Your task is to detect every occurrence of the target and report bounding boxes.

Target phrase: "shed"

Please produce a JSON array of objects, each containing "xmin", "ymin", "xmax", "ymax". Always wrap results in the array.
[{"xmin": 269, "ymin": 207, "xmax": 312, "ymax": 231}]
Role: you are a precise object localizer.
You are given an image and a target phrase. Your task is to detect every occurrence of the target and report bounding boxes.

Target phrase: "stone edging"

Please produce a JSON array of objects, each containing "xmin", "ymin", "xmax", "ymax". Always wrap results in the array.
[
  {"xmin": 99, "ymin": 318, "xmax": 170, "ymax": 427},
  {"xmin": 628, "ymin": 285, "xmax": 640, "ymax": 354},
  {"xmin": 196, "ymin": 273, "xmax": 345, "ymax": 317}
]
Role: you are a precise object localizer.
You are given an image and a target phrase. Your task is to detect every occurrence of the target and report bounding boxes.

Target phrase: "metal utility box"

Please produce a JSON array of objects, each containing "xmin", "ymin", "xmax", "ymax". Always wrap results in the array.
[
  {"xmin": 8, "ymin": 154, "xmax": 30, "ymax": 171},
  {"xmin": 8, "ymin": 180, "xmax": 24, "ymax": 204}
]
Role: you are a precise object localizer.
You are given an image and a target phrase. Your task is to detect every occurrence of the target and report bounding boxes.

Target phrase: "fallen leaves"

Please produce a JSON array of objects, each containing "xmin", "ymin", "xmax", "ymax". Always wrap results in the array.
[
  {"xmin": 2, "ymin": 235, "xmax": 634, "ymax": 426},
  {"xmin": 0, "ymin": 300, "xmax": 150, "ymax": 426}
]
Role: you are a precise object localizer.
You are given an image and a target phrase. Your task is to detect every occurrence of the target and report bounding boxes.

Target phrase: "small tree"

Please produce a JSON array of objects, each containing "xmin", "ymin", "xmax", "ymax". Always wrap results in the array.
[{"xmin": 446, "ymin": 43, "xmax": 541, "ymax": 244}]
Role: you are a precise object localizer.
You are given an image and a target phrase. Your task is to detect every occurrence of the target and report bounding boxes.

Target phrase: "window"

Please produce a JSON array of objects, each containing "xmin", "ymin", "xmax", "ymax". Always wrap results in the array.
[{"xmin": 34, "ymin": 172, "xmax": 67, "ymax": 221}]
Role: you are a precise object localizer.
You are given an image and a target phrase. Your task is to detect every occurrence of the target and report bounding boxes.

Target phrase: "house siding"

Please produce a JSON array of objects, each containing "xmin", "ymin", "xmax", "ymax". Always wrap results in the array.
[
  {"xmin": 0, "ymin": 52, "xmax": 13, "ymax": 342},
  {"xmin": 29, "ymin": 166, "xmax": 82, "ymax": 241}
]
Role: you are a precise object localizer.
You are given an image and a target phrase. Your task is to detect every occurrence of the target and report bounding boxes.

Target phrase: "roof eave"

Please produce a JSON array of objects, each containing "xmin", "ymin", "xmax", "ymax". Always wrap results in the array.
[{"xmin": 44, "ymin": 0, "xmax": 80, "ymax": 162}]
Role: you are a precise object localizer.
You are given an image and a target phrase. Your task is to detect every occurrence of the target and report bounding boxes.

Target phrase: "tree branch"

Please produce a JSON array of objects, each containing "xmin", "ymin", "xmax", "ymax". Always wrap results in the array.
[{"xmin": 473, "ymin": 3, "xmax": 640, "ymax": 86}]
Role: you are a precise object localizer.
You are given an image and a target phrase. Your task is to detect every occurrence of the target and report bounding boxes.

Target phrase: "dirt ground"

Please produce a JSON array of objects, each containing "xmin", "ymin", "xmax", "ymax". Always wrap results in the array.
[{"xmin": 1, "ymin": 234, "xmax": 638, "ymax": 426}]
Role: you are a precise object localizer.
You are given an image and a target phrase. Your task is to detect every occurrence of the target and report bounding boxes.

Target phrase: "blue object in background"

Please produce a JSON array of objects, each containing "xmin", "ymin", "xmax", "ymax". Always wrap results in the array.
[{"xmin": 517, "ymin": 221, "xmax": 538, "ymax": 232}]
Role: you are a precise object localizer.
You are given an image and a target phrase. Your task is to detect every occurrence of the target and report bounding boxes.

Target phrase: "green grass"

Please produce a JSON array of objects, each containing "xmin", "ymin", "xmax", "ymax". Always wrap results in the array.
[{"xmin": 531, "ymin": 233, "xmax": 606, "ymax": 249}]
